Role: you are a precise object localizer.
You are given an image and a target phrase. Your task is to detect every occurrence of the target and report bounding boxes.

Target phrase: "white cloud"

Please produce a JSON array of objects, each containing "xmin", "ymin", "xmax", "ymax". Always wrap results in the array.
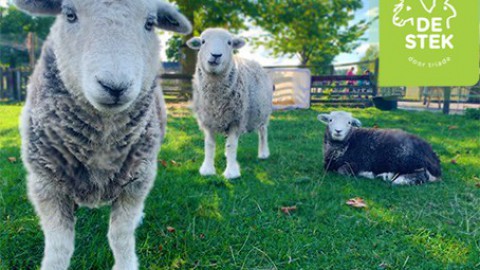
[
  {"xmin": 334, "ymin": 42, "xmax": 379, "ymax": 64},
  {"xmin": 237, "ymin": 26, "xmax": 299, "ymax": 66},
  {"xmin": 237, "ymin": 44, "xmax": 299, "ymax": 66},
  {"xmin": 0, "ymin": 0, "xmax": 9, "ymax": 8},
  {"xmin": 334, "ymin": 53, "xmax": 360, "ymax": 64},
  {"xmin": 354, "ymin": 43, "xmax": 373, "ymax": 54},
  {"xmin": 366, "ymin": 7, "xmax": 379, "ymax": 17}
]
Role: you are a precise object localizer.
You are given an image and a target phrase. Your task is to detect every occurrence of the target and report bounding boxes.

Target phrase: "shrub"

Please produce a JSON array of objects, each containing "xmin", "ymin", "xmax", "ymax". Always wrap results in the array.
[{"xmin": 465, "ymin": 108, "xmax": 480, "ymax": 120}]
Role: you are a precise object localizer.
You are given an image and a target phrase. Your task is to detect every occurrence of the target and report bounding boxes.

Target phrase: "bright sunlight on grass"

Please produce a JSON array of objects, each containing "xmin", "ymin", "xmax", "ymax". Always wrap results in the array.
[{"xmin": 1, "ymin": 105, "xmax": 479, "ymax": 269}]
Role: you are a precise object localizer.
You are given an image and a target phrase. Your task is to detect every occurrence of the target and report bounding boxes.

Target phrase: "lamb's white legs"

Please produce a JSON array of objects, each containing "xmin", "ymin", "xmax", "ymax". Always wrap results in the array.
[
  {"xmin": 108, "ymin": 194, "xmax": 145, "ymax": 270},
  {"xmin": 199, "ymin": 127, "xmax": 268, "ymax": 179},
  {"xmin": 30, "ymin": 182, "xmax": 75, "ymax": 270},
  {"xmin": 200, "ymin": 129, "xmax": 216, "ymax": 176},
  {"xmin": 258, "ymin": 125, "xmax": 270, "ymax": 159},
  {"xmin": 40, "ymin": 217, "xmax": 75, "ymax": 270},
  {"xmin": 223, "ymin": 131, "xmax": 241, "ymax": 179}
]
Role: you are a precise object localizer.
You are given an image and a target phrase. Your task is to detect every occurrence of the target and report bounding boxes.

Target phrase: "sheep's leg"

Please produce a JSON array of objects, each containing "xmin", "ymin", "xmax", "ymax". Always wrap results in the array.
[
  {"xmin": 358, "ymin": 171, "xmax": 375, "ymax": 179},
  {"xmin": 337, "ymin": 163, "xmax": 358, "ymax": 176},
  {"xmin": 376, "ymin": 172, "xmax": 396, "ymax": 182},
  {"xmin": 392, "ymin": 169, "xmax": 430, "ymax": 185},
  {"xmin": 29, "ymin": 177, "xmax": 75, "ymax": 270},
  {"xmin": 200, "ymin": 128, "xmax": 216, "ymax": 176},
  {"xmin": 258, "ymin": 125, "xmax": 270, "ymax": 159},
  {"xmin": 108, "ymin": 193, "xmax": 145, "ymax": 270},
  {"xmin": 223, "ymin": 131, "xmax": 241, "ymax": 179}
]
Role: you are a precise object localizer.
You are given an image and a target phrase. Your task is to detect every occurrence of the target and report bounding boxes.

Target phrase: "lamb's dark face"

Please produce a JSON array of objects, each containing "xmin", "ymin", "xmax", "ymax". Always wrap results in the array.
[
  {"xmin": 318, "ymin": 111, "xmax": 362, "ymax": 141},
  {"xmin": 15, "ymin": 0, "xmax": 191, "ymax": 113},
  {"xmin": 187, "ymin": 28, "xmax": 246, "ymax": 75}
]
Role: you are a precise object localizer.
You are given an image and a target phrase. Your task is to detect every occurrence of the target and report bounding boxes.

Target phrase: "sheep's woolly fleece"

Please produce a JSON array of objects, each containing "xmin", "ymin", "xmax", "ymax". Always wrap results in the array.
[{"xmin": 191, "ymin": 30, "xmax": 273, "ymax": 135}]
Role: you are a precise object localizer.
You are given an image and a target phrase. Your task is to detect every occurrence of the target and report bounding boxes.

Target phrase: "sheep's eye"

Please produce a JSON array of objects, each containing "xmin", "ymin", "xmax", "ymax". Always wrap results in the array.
[
  {"xmin": 202, "ymin": 39, "xmax": 205, "ymax": 44},
  {"xmin": 65, "ymin": 10, "xmax": 77, "ymax": 23},
  {"xmin": 348, "ymin": 121, "xmax": 352, "ymax": 125},
  {"xmin": 329, "ymin": 119, "xmax": 333, "ymax": 122},
  {"xmin": 228, "ymin": 40, "xmax": 232, "ymax": 46},
  {"xmin": 145, "ymin": 17, "xmax": 155, "ymax": 31}
]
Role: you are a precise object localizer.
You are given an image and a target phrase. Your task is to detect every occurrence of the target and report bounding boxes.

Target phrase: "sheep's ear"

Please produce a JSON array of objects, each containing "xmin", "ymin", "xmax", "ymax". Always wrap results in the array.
[
  {"xmin": 13, "ymin": 0, "xmax": 62, "ymax": 15},
  {"xmin": 187, "ymin": 37, "xmax": 202, "ymax": 50},
  {"xmin": 317, "ymin": 114, "xmax": 330, "ymax": 125},
  {"xmin": 156, "ymin": 1, "xmax": 192, "ymax": 34},
  {"xmin": 352, "ymin": 118, "xmax": 362, "ymax": 127},
  {"xmin": 232, "ymin": 37, "xmax": 246, "ymax": 49}
]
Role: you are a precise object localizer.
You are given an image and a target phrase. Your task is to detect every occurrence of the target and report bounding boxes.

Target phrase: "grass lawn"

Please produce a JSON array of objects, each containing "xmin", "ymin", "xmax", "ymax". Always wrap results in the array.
[{"xmin": 1, "ymin": 104, "xmax": 479, "ymax": 269}]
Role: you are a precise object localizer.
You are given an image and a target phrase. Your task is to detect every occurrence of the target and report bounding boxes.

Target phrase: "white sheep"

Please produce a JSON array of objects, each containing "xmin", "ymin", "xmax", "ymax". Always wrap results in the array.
[
  {"xmin": 15, "ymin": 1, "xmax": 191, "ymax": 269},
  {"xmin": 187, "ymin": 28, "xmax": 274, "ymax": 179},
  {"xmin": 318, "ymin": 111, "xmax": 442, "ymax": 185}
]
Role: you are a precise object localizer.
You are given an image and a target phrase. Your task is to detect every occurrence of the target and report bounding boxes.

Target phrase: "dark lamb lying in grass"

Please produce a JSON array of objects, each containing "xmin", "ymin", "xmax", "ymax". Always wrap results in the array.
[
  {"xmin": 15, "ymin": 1, "xmax": 191, "ymax": 269},
  {"xmin": 318, "ymin": 111, "xmax": 441, "ymax": 185}
]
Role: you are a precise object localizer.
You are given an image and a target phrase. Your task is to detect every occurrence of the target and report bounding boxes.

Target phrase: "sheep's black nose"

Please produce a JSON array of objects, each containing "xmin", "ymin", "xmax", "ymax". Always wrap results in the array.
[
  {"xmin": 335, "ymin": 129, "xmax": 342, "ymax": 133},
  {"xmin": 211, "ymin": 53, "xmax": 223, "ymax": 59},
  {"xmin": 98, "ymin": 80, "xmax": 129, "ymax": 98}
]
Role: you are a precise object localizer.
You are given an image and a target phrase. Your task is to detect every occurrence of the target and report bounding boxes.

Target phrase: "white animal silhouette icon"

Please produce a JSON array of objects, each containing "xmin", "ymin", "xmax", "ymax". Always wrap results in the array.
[{"xmin": 393, "ymin": 0, "xmax": 457, "ymax": 29}]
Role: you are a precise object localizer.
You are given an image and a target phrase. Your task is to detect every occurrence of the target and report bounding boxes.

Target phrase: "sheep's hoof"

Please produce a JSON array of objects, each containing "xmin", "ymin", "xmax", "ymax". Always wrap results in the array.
[
  {"xmin": 199, "ymin": 163, "xmax": 216, "ymax": 176},
  {"xmin": 391, "ymin": 176, "xmax": 411, "ymax": 185},
  {"xmin": 223, "ymin": 170, "xmax": 241, "ymax": 179},
  {"xmin": 258, "ymin": 151, "xmax": 270, "ymax": 160},
  {"xmin": 112, "ymin": 258, "xmax": 138, "ymax": 270},
  {"xmin": 223, "ymin": 165, "xmax": 241, "ymax": 179}
]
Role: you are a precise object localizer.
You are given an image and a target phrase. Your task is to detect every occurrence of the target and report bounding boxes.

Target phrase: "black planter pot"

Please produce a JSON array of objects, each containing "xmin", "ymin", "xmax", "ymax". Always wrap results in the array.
[{"xmin": 373, "ymin": 96, "xmax": 398, "ymax": 111}]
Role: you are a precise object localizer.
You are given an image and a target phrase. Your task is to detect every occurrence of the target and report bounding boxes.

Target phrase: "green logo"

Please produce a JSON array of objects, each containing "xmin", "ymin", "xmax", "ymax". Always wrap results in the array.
[{"xmin": 380, "ymin": 0, "xmax": 479, "ymax": 86}]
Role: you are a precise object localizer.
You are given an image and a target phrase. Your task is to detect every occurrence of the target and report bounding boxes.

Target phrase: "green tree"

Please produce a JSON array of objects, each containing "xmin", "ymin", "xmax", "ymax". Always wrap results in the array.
[
  {"xmin": 358, "ymin": 44, "xmax": 378, "ymax": 73},
  {"xmin": 243, "ymin": 0, "xmax": 370, "ymax": 74},
  {"xmin": 360, "ymin": 44, "xmax": 379, "ymax": 61},
  {"xmin": 165, "ymin": 35, "xmax": 183, "ymax": 62},
  {"xmin": 0, "ymin": 5, "xmax": 54, "ymax": 67}
]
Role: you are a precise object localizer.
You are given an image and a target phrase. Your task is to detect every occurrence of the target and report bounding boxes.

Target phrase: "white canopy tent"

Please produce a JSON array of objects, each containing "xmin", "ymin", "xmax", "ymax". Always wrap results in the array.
[{"xmin": 266, "ymin": 68, "xmax": 311, "ymax": 110}]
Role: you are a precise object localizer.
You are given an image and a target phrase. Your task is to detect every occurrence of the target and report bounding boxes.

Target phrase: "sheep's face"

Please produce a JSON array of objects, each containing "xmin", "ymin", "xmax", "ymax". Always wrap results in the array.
[
  {"xmin": 15, "ymin": 0, "xmax": 191, "ymax": 113},
  {"xmin": 318, "ymin": 111, "xmax": 362, "ymax": 141},
  {"xmin": 187, "ymin": 28, "xmax": 246, "ymax": 75}
]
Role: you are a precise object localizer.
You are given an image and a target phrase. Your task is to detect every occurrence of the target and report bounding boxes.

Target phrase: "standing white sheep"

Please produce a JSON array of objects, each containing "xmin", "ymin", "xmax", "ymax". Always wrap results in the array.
[
  {"xmin": 15, "ymin": 1, "xmax": 191, "ymax": 269},
  {"xmin": 187, "ymin": 28, "xmax": 274, "ymax": 179},
  {"xmin": 318, "ymin": 111, "xmax": 442, "ymax": 185}
]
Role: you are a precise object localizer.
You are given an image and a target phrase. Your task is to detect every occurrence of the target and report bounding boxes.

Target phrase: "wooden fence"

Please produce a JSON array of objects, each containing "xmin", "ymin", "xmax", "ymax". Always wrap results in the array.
[
  {"xmin": 0, "ymin": 68, "xmax": 398, "ymax": 109},
  {"xmin": 3, "ymin": 64, "xmax": 476, "ymax": 110},
  {"xmin": 310, "ymin": 75, "xmax": 376, "ymax": 108},
  {"xmin": 0, "ymin": 67, "xmax": 31, "ymax": 102},
  {"xmin": 160, "ymin": 73, "xmax": 192, "ymax": 102},
  {"xmin": 0, "ymin": 67, "xmax": 193, "ymax": 103}
]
